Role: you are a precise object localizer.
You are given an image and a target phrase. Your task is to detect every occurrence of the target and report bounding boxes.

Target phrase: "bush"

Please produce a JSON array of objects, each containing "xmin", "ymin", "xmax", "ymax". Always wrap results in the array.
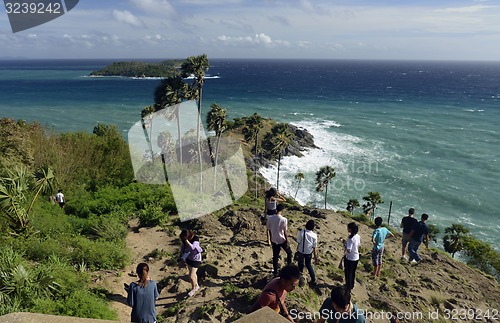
[{"xmin": 139, "ymin": 203, "xmax": 169, "ymax": 227}]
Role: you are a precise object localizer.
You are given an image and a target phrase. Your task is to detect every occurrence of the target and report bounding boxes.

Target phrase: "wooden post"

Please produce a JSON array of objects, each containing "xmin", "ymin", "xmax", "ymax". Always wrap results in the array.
[{"xmin": 388, "ymin": 201, "xmax": 393, "ymax": 225}]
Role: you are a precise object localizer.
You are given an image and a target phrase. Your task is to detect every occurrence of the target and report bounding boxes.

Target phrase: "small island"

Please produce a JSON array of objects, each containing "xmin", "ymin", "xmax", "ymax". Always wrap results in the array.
[{"xmin": 89, "ymin": 60, "xmax": 182, "ymax": 78}]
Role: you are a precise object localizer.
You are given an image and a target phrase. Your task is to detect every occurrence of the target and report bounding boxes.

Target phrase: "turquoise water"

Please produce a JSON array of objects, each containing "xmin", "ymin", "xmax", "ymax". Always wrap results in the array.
[{"xmin": 0, "ymin": 59, "xmax": 499, "ymax": 247}]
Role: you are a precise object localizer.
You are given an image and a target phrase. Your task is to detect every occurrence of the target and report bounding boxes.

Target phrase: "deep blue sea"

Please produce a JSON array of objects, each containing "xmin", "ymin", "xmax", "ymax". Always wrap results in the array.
[{"xmin": 1, "ymin": 59, "xmax": 499, "ymax": 248}]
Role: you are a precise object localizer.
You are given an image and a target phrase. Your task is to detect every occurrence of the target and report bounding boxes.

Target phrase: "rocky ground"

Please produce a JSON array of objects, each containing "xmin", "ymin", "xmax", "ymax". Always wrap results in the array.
[{"xmin": 99, "ymin": 206, "xmax": 500, "ymax": 323}]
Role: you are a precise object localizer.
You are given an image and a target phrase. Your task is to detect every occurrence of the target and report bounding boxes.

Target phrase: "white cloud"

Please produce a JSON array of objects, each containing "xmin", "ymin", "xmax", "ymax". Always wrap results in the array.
[
  {"xmin": 130, "ymin": 0, "xmax": 176, "ymax": 17},
  {"xmin": 217, "ymin": 33, "xmax": 281, "ymax": 46},
  {"xmin": 113, "ymin": 10, "xmax": 144, "ymax": 27},
  {"xmin": 439, "ymin": 5, "xmax": 494, "ymax": 13}
]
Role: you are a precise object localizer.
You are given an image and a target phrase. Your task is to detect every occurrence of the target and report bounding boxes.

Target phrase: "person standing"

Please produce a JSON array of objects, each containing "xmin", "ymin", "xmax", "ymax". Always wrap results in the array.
[
  {"xmin": 408, "ymin": 213, "xmax": 430, "ymax": 265},
  {"xmin": 316, "ymin": 285, "xmax": 366, "ymax": 323},
  {"xmin": 267, "ymin": 204, "xmax": 293, "ymax": 277},
  {"xmin": 126, "ymin": 263, "xmax": 159, "ymax": 323},
  {"xmin": 264, "ymin": 188, "xmax": 286, "ymax": 245},
  {"xmin": 400, "ymin": 207, "xmax": 417, "ymax": 260},
  {"xmin": 296, "ymin": 220, "xmax": 318, "ymax": 286},
  {"xmin": 55, "ymin": 189, "xmax": 65, "ymax": 208},
  {"xmin": 249, "ymin": 264, "xmax": 301, "ymax": 322},
  {"xmin": 344, "ymin": 222, "xmax": 360, "ymax": 290},
  {"xmin": 371, "ymin": 217, "xmax": 395, "ymax": 277},
  {"xmin": 178, "ymin": 230, "xmax": 203, "ymax": 297}
]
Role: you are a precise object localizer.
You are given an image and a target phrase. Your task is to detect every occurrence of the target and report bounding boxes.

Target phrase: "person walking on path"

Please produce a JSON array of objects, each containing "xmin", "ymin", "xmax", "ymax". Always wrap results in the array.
[
  {"xmin": 264, "ymin": 187, "xmax": 286, "ymax": 245},
  {"xmin": 296, "ymin": 219, "xmax": 318, "ymax": 286},
  {"xmin": 408, "ymin": 213, "xmax": 430, "ymax": 265},
  {"xmin": 400, "ymin": 207, "xmax": 417, "ymax": 260},
  {"xmin": 249, "ymin": 264, "xmax": 301, "ymax": 322},
  {"xmin": 371, "ymin": 217, "xmax": 395, "ymax": 277},
  {"xmin": 316, "ymin": 285, "xmax": 366, "ymax": 323},
  {"xmin": 55, "ymin": 189, "xmax": 65, "ymax": 208},
  {"xmin": 343, "ymin": 222, "xmax": 360, "ymax": 290},
  {"xmin": 126, "ymin": 263, "xmax": 159, "ymax": 323},
  {"xmin": 178, "ymin": 229, "xmax": 203, "ymax": 297},
  {"xmin": 267, "ymin": 203, "xmax": 293, "ymax": 276}
]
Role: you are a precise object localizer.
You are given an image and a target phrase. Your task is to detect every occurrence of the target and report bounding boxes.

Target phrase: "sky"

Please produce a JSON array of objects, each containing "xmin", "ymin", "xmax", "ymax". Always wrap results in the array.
[{"xmin": 1, "ymin": 0, "xmax": 499, "ymax": 60}]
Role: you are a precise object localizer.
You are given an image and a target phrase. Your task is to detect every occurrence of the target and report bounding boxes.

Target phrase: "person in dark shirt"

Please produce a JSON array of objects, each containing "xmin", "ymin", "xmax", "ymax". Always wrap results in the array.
[
  {"xmin": 400, "ymin": 208, "xmax": 418, "ymax": 260},
  {"xmin": 316, "ymin": 285, "xmax": 365, "ymax": 323},
  {"xmin": 408, "ymin": 213, "xmax": 430, "ymax": 265}
]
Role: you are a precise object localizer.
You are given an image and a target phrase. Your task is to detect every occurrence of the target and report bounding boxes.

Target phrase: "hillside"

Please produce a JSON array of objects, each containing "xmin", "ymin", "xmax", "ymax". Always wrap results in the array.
[{"xmin": 101, "ymin": 206, "xmax": 500, "ymax": 323}]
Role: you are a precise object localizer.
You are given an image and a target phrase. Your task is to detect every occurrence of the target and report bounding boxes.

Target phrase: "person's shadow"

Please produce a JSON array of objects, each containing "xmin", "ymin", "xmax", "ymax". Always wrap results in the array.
[{"xmin": 108, "ymin": 292, "xmax": 128, "ymax": 306}]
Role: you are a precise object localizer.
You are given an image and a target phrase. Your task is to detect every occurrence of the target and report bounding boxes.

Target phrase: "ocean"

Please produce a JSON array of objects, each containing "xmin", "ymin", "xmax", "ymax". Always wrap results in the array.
[{"xmin": 0, "ymin": 58, "xmax": 499, "ymax": 247}]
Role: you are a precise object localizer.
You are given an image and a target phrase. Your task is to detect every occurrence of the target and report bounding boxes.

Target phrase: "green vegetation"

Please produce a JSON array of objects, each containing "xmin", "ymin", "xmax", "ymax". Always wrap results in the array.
[
  {"xmin": 362, "ymin": 191, "xmax": 383, "ymax": 217},
  {"xmin": 89, "ymin": 60, "xmax": 182, "ymax": 77}
]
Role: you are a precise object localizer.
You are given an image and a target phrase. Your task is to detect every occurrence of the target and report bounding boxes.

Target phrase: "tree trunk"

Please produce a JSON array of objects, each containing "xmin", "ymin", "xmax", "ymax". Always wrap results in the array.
[
  {"xmin": 276, "ymin": 153, "xmax": 281, "ymax": 191},
  {"xmin": 324, "ymin": 184, "xmax": 328, "ymax": 209},
  {"xmin": 196, "ymin": 89, "xmax": 203, "ymax": 192},
  {"xmin": 213, "ymin": 133, "xmax": 221, "ymax": 191}
]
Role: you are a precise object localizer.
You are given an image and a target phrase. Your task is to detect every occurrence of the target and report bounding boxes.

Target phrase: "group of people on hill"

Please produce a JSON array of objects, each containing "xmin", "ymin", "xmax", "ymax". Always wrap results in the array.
[{"xmin": 124, "ymin": 187, "xmax": 430, "ymax": 323}]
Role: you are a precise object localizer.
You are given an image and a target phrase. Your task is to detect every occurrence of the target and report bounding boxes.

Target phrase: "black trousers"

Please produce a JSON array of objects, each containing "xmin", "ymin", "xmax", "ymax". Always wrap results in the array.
[
  {"xmin": 344, "ymin": 257, "xmax": 359, "ymax": 290},
  {"xmin": 271, "ymin": 241, "xmax": 292, "ymax": 275}
]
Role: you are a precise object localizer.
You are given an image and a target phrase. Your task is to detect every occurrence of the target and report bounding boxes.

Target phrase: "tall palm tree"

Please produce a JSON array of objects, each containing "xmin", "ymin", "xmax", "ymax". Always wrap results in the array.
[
  {"xmin": 154, "ymin": 75, "xmax": 190, "ymax": 165},
  {"xmin": 362, "ymin": 191, "xmax": 383, "ymax": 218},
  {"xmin": 244, "ymin": 113, "xmax": 264, "ymax": 200},
  {"xmin": 268, "ymin": 123, "xmax": 294, "ymax": 191},
  {"xmin": 206, "ymin": 103, "xmax": 227, "ymax": 190},
  {"xmin": 315, "ymin": 166, "xmax": 336, "ymax": 210},
  {"xmin": 140, "ymin": 105, "xmax": 156, "ymax": 162},
  {"xmin": 181, "ymin": 54, "xmax": 209, "ymax": 191},
  {"xmin": 0, "ymin": 166, "xmax": 56, "ymax": 234},
  {"xmin": 346, "ymin": 198, "xmax": 360, "ymax": 214},
  {"xmin": 294, "ymin": 172, "xmax": 304, "ymax": 198}
]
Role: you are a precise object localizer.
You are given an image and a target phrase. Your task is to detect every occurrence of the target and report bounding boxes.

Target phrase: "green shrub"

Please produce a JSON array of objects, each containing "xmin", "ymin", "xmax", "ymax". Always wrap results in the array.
[{"xmin": 139, "ymin": 203, "xmax": 169, "ymax": 227}]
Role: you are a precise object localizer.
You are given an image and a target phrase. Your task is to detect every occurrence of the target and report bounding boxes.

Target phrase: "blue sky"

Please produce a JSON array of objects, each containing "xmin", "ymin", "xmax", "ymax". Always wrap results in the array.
[{"xmin": 1, "ymin": 0, "xmax": 499, "ymax": 60}]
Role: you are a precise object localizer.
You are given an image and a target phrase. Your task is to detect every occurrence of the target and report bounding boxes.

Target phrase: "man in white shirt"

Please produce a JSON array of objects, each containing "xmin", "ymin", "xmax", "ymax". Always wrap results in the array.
[
  {"xmin": 267, "ymin": 204, "xmax": 293, "ymax": 277},
  {"xmin": 55, "ymin": 189, "xmax": 65, "ymax": 208},
  {"xmin": 296, "ymin": 220, "xmax": 318, "ymax": 286}
]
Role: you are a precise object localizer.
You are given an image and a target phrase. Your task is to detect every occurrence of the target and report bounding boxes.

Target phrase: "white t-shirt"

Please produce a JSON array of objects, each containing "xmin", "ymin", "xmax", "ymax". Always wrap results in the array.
[
  {"xmin": 266, "ymin": 214, "xmax": 288, "ymax": 244},
  {"xmin": 296, "ymin": 229, "xmax": 317, "ymax": 255},
  {"xmin": 55, "ymin": 192, "xmax": 64, "ymax": 203},
  {"xmin": 345, "ymin": 233, "xmax": 360, "ymax": 261}
]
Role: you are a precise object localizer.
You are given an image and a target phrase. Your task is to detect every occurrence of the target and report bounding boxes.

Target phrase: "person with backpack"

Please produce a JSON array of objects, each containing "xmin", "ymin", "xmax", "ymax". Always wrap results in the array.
[{"xmin": 408, "ymin": 213, "xmax": 430, "ymax": 265}]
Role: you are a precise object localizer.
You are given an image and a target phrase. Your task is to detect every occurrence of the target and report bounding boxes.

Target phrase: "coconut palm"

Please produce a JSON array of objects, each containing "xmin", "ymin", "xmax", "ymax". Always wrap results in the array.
[
  {"xmin": 362, "ymin": 191, "xmax": 383, "ymax": 218},
  {"xmin": 315, "ymin": 166, "xmax": 336, "ymax": 209},
  {"xmin": 0, "ymin": 166, "xmax": 56, "ymax": 234},
  {"xmin": 181, "ymin": 54, "xmax": 209, "ymax": 191},
  {"xmin": 268, "ymin": 123, "xmax": 294, "ymax": 191},
  {"xmin": 443, "ymin": 224, "xmax": 470, "ymax": 258},
  {"xmin": 206, "ymin": 103, "xmax": 227, "ymax": 190},
  {"xmin": 244, "ymin": 113, "xmax": 264, "ymax": 156},
  {"xmin": 140, "ymin": 105, "xmax": 156, "ymax": 162},
  {"xmin": 154, "ymin": 75, "xmax": 191, "ymax": 165},
  {"xmin": 294, "ymin": 172, "xmax": 304, "ymax": 198},
  {"xmin": 346, "ymin": 198, "xmax": 360, "ymax": 214}
]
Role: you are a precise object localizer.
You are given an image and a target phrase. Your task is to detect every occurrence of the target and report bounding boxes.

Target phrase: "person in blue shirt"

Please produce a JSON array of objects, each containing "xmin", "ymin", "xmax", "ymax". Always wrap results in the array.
[
  {"xmin": 408, "ymin": 213, "xmax": 430, "ymax": 265},
  {"xmin": 371, "ymin": 217, "xmax": 395, "ymax": 277},
  {"xmin": 316, "ymin": 285, "xmax": 365, "ymax": 323},
  {"xmin": 126, "ymin": 263, "xmax": 159, "ymax": 323}
]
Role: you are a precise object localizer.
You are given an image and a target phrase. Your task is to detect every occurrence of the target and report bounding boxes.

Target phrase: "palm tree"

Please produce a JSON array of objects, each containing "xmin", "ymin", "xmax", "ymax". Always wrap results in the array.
[
  {"xmin": 244, "ymin": 113, "xmax": 264, "ymax": 200},
  {"xmin": 0, "ymin": 166, "xmax": 56, "ymax": 234},
  {"xmin": 294, "ymin": 172, "xmax": 304, "ymax": 198},
  {"xmin": 140, "ymin": 105, "xmax": 156, "ymax": 162},
  {"xmin": 268, "ymin": 123, "xmax": 294, "ymax": 191},
  {"xmin": 346, "ymin": 198, "xmax": 360, "ymax": 214},
  {"xmin": 443, "ymin": 224, "xmax": 470, "ymax": 258},
  {"xmin": 244, "ymin": 113, "xmax": 264, "ymax": 157},
  {"xmin": 154, "ymin": 75, "xmax": 190, "ymax": 165},
  {"xmin": 181, "ymin": 54, "xmax": 209, "ymax": 191},
  {"xmin": 362, "ymin": 191, "xmax": 383, "ymax": 218},
  {"xmin": 315, "ymin": 166, "xmax": 336, "ymax": 209},
  {"xmin": 206, "ymin": 103, "xmax": 227, "ymax": 190}
]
